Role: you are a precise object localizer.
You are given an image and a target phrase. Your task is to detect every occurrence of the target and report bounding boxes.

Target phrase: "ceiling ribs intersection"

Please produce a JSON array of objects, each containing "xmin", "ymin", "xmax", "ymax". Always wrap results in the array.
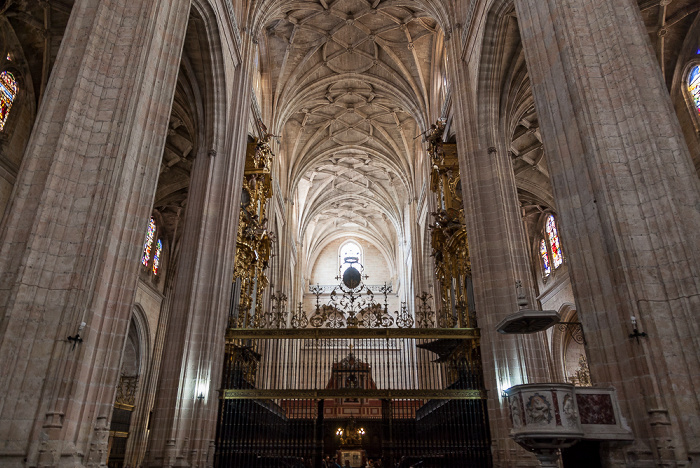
[{"xmin": 267, "ymin": 0, "xmax": 440, "ymax": 259}]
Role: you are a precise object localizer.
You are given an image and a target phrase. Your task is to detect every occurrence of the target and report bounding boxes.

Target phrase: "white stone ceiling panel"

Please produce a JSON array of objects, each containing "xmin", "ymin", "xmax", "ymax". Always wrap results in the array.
[{"xmin": 265, "ymin": 0, "xmax": 442, "ymax": 258}]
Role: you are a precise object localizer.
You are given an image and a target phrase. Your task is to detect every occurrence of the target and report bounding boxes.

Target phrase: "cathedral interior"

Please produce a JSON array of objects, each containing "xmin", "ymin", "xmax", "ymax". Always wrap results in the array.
[{"xmin": 0, "ymin": 0, "xmax": 699, "ymax": 467}]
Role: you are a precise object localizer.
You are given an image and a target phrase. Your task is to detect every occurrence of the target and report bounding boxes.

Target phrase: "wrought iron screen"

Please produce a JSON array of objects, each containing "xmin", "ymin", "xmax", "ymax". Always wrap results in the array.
[{"xmin": 215, "ymin": 329, "xmax": 492, "ymax": 468}]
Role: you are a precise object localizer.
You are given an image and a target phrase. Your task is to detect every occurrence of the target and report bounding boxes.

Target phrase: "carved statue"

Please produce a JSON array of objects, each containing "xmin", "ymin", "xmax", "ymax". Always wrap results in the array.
[
  {"xmin": 526, "ymin": 393, "xmax": 553, "ymax": 425},
  {"xmin": 424, "ymin": 119, "xmax": 446, "ymax": 163},
  {"xmin": 233, "ymin": 137, "xmax": 277, "ymax": 328},
  {"xmin": 253, "ymin": 132, "xmax": 277, "ymax": 170},
  {"xmin": 509, "ymin": 396, "xmax": 523, "ymax": 430}
]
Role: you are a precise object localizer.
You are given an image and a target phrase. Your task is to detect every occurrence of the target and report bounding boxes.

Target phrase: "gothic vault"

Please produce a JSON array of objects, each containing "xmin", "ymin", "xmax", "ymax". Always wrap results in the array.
[{"xmin": 0, "ymin": 0, "xmax": 699, "ymax": 467}]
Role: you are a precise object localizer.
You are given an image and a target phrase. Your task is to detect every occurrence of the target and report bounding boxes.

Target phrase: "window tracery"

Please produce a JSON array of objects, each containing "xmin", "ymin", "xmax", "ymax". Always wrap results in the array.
[
  {"xmin": 540, "ymin": 214, "xmax": 564, "ymax": 278},
  {"xmin": 153, "ymin": 239, "xmax": 163, "ymax": 275},
  {"xmin": 141, "ymin": 217, "xmax": 162, "ymax": 277},
  {"xmin": 142, "ymin": 217, "xmax": 156, "ymax": 266},
  {"xmin": 0, "ymin": 71, "xmax": 18, "ymax": 131},
  {"xmin": 540, "ymin": 239, "xmax": 551, "ymax": 277},
  {"xmin": 688, "ymin": 65, "xmax": 700, "ymax": 115},
  {"xmin": 546, "ymin": 215, "xmax": 563, "ymax": 268}
]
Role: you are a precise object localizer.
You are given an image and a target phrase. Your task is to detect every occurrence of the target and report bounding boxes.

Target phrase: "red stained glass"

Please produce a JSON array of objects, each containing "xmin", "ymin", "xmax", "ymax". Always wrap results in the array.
[
  {"xmin": 0, "ymin": 71, "xmax": 17, "ymax": 131},
  {"xmin": 546, "ymin": 215, "xmax": 563, "ymax": 268},
  {"xmin": 689, "ymin": 66, "xmax": 700, "ymax": 115}
]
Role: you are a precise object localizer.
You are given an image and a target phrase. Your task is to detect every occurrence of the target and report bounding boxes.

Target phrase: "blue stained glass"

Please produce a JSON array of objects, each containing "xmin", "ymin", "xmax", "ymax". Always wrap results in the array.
[
  {"xmin": 0, "ymin": 85, "xmax": 13, "ymax": 100},
  {"xmin": 540, "ymin": 239, "xmax": 551, "ymax": 277},
  {"xmin": 689, "ymin": 66, "xmax": 700, "ymax": 115}
]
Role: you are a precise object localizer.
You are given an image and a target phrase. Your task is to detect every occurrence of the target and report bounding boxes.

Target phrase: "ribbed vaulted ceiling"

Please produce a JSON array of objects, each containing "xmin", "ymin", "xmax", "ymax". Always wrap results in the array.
[{"xmin": 263, "ymin": 0, "xmax": 444, "ymax": 268}]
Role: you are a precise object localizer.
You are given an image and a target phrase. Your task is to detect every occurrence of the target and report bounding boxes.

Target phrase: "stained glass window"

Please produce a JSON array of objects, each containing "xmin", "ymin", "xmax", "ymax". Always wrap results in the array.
[
  {"xmin": 142, "ymin": 217, "xmax": 156, "ymax": 266},
  {"xmin": 546, "ymin": 215, "xmax": 563, "ymax": 268},
  {"xmin": 0, "ymin": 71, "xmax": 18, "ymax": 131},
  {"xmin": 689, "ymin": 65, "xmax": 700, "ymax": 115},
  {"xmin": 540, "ymin": 239, "xmax": 551, "ymax": 276},
  {"xmin": 152, "ymin": 239, "xmax": 162, "ymax": 275}
]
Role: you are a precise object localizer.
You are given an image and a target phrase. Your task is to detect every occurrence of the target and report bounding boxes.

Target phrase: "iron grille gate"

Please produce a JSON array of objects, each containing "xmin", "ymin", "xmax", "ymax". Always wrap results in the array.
[{"xmin": 215, "ymin": 329, "xmax": 492, "ymax": 468}]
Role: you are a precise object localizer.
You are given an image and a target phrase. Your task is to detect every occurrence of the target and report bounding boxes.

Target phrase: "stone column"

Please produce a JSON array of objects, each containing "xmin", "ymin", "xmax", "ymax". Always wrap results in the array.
[
  {"xmin": 144, "ymin": 30, "xmax": 254, "ymax": 468},
  {"xmin": 0, "ymin": 0, "xmax": 190, "ymax": 466},
  {"xmin": 445, "ymin": 34, "xmax": 552, "ymax": 467},
  {"xmin": 514, "ymin": 0, "xmax": 700, "ymax": 464}
]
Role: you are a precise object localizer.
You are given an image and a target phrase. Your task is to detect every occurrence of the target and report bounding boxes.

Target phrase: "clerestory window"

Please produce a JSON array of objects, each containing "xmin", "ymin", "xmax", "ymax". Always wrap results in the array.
[
  {"xmin": 688, "ymin": 64, "xmax": 700, "ymax": 116},
  {"xmin": 141, "ymin": 217, "xmax": 163, "ymax": 276},
  {"xmin": 540, "ymin": 214, "xmax": 564, "ymax": 278},
  {"xmin": 0, "ymin": 71, "xmax": 18, "ymax": 131}
]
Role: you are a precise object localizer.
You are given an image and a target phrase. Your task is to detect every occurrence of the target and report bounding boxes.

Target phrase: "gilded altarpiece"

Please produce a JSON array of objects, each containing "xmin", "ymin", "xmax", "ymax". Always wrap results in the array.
[
  {"xmin": 223, "ymin": 137, "xmax": 276, "ymax": 401},
  {"xmin": 425, "ymin": 122, "xmax": 475, "ymax": 329},
  {"xmin": 233, "ymin": 136, "xmax": 274, "ymax": 329}
]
